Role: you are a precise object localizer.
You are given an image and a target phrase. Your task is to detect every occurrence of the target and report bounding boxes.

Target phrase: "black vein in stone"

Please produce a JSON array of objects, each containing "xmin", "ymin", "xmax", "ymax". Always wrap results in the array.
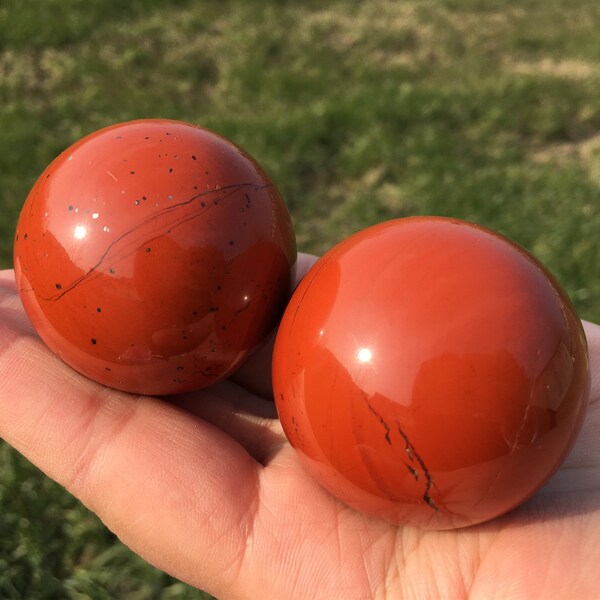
[
  {"xmin": 364, "ymin": 399, "xmax": 391, "ymax": 445},
  {"xmin": 42, "ymin": 183, "xmax": 269, "ymax": 302},
  {"xmin": 360, "ymin": 392, "xmax": 439, "ymax": 512},
  {"xmin": 396, "ymin": 422, "xmax": 439, "ymax": 511}
]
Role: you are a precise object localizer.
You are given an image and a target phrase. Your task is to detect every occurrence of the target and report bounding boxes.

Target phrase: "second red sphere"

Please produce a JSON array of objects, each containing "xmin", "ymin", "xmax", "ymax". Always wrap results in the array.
[{"xmin": 273, "ymin": 217, "xmax": 589, "ymax": 529}]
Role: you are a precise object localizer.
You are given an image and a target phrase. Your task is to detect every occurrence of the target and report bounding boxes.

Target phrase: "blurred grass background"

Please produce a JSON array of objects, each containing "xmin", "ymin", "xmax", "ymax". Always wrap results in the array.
[{"xmin": 1, "ymin": 0, "xmax": 599, "ymax": 598}]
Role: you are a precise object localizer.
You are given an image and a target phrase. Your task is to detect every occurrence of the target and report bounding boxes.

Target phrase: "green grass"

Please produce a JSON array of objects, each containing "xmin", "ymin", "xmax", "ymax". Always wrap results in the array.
[{"xmin": 1, "ymin": 0, "xmax": 600, "ymax": 597}]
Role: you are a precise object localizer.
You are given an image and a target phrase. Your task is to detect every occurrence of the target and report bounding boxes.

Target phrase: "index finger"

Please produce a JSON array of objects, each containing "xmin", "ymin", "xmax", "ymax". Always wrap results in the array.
[{"xmin": 230, "ymin": 252, "xmax": 319, "ymax": 399}]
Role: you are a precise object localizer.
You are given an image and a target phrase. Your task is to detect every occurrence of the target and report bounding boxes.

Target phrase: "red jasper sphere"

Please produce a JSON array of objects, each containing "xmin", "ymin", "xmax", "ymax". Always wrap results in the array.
[
  {"xmin": 14, "ymin": 119, "xmax": 296, "ymax": 395},
  {"xmin": 272, "ymin": 217, "xmax": 589, "ymax": 529}
]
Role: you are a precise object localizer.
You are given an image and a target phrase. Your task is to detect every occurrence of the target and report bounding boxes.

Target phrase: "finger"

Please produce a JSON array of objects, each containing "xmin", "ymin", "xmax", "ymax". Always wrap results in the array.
[
  {"xmin": 566, "ymin": 320, "xmax": 600, "ymax": 463},
  {"xmin": 231, "ymin": 252, "xmax": 319, "ymax": 398},
  {"xmin": 0, "ymin": 271, "xmax": 370, "ymax": 600},
  {"xmin": 1, "ymin": 268, "xmax": 283, "ymax": 460},
  {"xmin": 167, "ymin": 380, "xmax": 287, "ymax": 464},
  {"xmin": 0, "ymin": 293, "xmax": 264, "ymax": 596},
  {"xmin": 583, "ymin": 319, "xmax": 600, "ymax": 400},
  {"xmin": 1, "ymin": 264, "xmax": 285, "ymax": 463},
  {"xmin": 0, "ymin": 270, "xmax": 34, "ymax": 339}
]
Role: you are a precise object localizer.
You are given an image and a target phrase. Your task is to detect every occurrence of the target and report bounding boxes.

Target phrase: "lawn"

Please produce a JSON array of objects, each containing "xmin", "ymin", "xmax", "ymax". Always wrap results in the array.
[{"xmin": 1, "ymin": 0, "xmax": 599, "ymax": 597}]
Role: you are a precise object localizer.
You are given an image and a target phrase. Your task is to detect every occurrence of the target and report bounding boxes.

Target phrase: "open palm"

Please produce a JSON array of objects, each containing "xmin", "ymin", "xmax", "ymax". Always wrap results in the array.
[{"xmin": 1, "ymin": 259, "xmax": 599, "ymax": 600}]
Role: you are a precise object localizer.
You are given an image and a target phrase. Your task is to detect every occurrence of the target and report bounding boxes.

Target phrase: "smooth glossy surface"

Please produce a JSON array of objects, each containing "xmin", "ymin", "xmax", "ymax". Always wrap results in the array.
[
  {"xmin": 15, "ymin": 119, "xmax": 296, "ymax": 395},
  {"xmin": 273, "ymin": 217, "xmax": 589, "ymax": 529}
]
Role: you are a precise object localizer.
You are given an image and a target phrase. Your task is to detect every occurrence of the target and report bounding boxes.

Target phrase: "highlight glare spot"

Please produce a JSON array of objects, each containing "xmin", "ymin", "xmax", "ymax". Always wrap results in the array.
[
  {"xmin": 73, "ymin": 225, "xmax": 87, "ymax": 240},
  {"xmin": 357, "ymin": 347, "xmax": 373, "ymax": 363}
]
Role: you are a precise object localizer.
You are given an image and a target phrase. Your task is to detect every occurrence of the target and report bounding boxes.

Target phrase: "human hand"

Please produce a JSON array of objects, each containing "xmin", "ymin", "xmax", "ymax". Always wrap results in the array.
[{"xmin": 1, "ymin": 256, "xmax": 599, "ymax": 599}]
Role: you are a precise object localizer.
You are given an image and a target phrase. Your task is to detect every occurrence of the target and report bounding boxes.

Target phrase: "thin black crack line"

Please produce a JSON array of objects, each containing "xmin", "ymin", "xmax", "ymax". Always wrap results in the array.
[
  {"xmin": 40, "ymin": 183, "xmax": 269, "ymax": 302},
  {"xmin": 363, "ymin": 397, "xmax": 391, "ymax": 445},
  {"xmin": 353, "ymin": 393, "xmax": 403, "ymax": 500},
  {"xmin": 406, "ymin": 464, "xmax": 419, "ymax": 481},
  {"xmin": 359, "ymin": 391, "xmax": 439, "ymax": 511},
  {"xmin": 395, "ymin": 423, "xmax": 439, "ymax": 511},
  {"xmin": 357, "ymin": 393, "xmax": 424, "ymax": 500},
  {"xmin": 364, "ymin": 399, "xmax": 417, "ymax": 480}
]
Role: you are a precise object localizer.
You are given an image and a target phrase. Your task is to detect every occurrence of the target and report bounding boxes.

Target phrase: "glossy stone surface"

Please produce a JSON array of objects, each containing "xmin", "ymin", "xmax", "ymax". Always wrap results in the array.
[
  {"xmin": 14, "ymin": 119, "xmax": 296, "ymax": 395},
  {"xmin": 272, "ymin": 217, "xmax": 589, "ymax": 529}
]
